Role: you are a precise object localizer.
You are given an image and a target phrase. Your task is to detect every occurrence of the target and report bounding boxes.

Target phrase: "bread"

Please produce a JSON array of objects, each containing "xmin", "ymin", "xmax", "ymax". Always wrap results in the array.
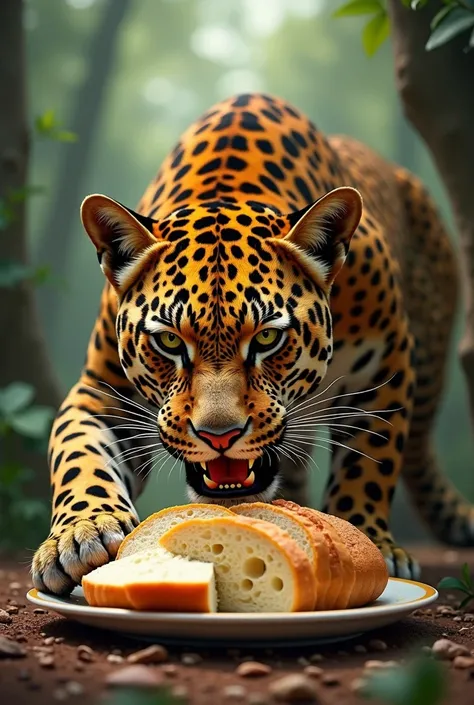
[
  {"xmin": 117, "ymin": 503, "xmax": 233, "ymax": 559},
  {"xmin": 82, "ymin": 548, "xmax": 217, "ymax": 612},
  {"xmin": 231, "ymin": 502, "xmax": 331, "ymax": 609},
  {"xmin": 274, "ymin": 500, "xmax": 388, "ymax": 608},
  {"xmin": 159, "ymin": 515, "xmax": 316, "ymax": 612}
]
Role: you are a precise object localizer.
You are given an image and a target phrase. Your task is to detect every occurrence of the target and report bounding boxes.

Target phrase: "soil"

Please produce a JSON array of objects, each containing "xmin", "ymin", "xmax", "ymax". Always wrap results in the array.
[{"xmin": 1, "ymin": 546, "xmax": 474, "ymax": 705}]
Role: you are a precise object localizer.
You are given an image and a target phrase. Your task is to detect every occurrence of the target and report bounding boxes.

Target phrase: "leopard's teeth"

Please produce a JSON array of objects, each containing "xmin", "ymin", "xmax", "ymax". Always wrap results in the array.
[
  {"xmin": 243, "ymin": 470, "xmax": 255, "ymax": 488},
  {"xmin": 248, "ymin": 458, "xmax": 256, "ymax": 469},
  {"xmin": 200, "ymin": 462, "xmax": 207, "ymax": 471},
  {"xmin": 203, "ymin": 474, "xmax": 218, "ymax": 490}
]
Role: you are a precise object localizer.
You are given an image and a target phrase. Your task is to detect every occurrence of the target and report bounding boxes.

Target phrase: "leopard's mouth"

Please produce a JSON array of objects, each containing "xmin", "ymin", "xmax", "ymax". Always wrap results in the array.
[{"xmin": 185, "ymin": 455, "xmax": 279, "ymax": 499}]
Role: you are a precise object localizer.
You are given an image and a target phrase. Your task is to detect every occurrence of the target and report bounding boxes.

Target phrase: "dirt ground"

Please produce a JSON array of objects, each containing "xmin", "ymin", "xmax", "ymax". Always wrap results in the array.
[{"xmin": 1, "ymin": 546, "xmax": 474, "ymax": 705}]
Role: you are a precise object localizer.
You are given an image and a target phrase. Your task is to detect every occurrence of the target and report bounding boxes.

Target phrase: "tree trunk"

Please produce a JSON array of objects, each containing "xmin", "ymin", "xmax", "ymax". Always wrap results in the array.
[
  {"xmin": 387, "ymin": 0, "xmax": 474, "ymax": 431},
  {"xmin": 0, "ymin": 0, "xmax": 61, "ymax": 493},
  {"xmin": 38, "ymin": 0, "xmax": 130, "ymax": 323}
]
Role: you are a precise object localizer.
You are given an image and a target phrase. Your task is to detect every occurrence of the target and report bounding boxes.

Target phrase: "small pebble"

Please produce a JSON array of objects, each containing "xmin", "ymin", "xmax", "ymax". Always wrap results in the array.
[
  {"xmin": 354, "ymin": 644, "xmax": 367, "ymax": 654},
  {"xmin": 432, "ymin": 638, "xmax": 470, "ymax": 660},
  {"xmin": 6, "ymin": 606, "xmax": 19, "ymax": 615},
  {"xmin": 128, "ymin": 644, "xmax": 169, "ymax": 665},
  {"xmin": 0, "ymin": 635, "xmax": 26, "ymax": 658},
  {"xmin": 39, "ymin": 655, "xmax": 55, "ymax": 669},
  {"xmin": 0, "ymin": 609, "xmax": 12, "ymax": 624},
  {"xmin": 107, "ymin": 654, "xmax": 124, "ymax": 664},
  {"xmin": 308, "ymin": 653, "xmax": 324, "ymax": 663},
  {"xmin": 9, "ymin": 582, "xmax": 22, "ymax": 591},
  {"xmin": 303, "ymin": 665, "xmax": 323, "ymax": 678},
  {"xmin": 65, "ymin": 681, "xmax": 84, "ymax": 696},
  {"xmin": 223, "ymin": 684, "xmax": 247, "ymax": 701},
  {"xmin": 453, "ymin": 617, "xmax": 463, "ymax": 622},
  {"xmin": 171, "ymin": 685, "xmax": 189, "ymax": 699},
  {"xmin": 33, "ymin": 608, "xmax": 46, "ymax": 615},
  {"xmin": 55, "ymin": 637, "xmax": 65, "ymax": 644},
  {"xmin": 181, "ymin": 652, "xmax": 202, "ymax": 666},
  {"xmin": 236, "ymin": 661, "xmax": 271, "ymax": 678},
  {"xmin": 44, "ymin": 637, "xmax": 55, "ymax": 646},
  {"xmin": 464, "ymin": 614, "xmax": 474, "ymax": 622},
  {"xmin": 163, "ymin": 664, "xmax": 178, "ymax": 677},
  {"xmin": 106, "ymin": 665, "xmax": 162, "ymax": 688},
  {"xmin": 368, "ymin": 639, "xmax": 388, "ymax": 652},
  {"xmin": 321, "ymin": 673, "xmax": 340, "ymax": 686},
  {"xmin": 269, "ymin": 674, "xmax": 319, "ymax": 702},
  {"xmin": 297, "ymin": 656, "xmax": 310, "ymax": 667},
  {"xmin": 453, "ymin": 655, "xmax": 474, "ymax": 670},
  {"xmin": 77, "ymin": 644, "xmax": 94, "ymax": 662}
]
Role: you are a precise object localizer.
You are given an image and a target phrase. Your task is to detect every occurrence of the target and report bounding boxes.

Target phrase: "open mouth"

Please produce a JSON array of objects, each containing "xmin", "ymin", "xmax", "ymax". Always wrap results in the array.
[{"xmin": 185, "ymin": 455, "xmax": 280, "ymax": 499}]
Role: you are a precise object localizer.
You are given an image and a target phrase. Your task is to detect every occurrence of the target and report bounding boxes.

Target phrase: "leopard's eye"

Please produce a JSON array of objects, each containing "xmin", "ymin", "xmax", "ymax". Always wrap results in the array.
[
  {"xmin": 253, "ymin": 328, "xmax": 282, "ymax": 353},
  {"xmin": 157, "ymin": 331, "xmax": 183, "ymax": 352}
]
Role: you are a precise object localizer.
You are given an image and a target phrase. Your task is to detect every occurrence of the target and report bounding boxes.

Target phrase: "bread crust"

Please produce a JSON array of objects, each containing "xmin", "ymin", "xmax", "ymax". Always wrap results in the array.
[
  {"xmin": 160, "ymin": 515, "xmax": 316, "ymax": 612},
  {"xmin": 117, "ymin": 503, "xmax": 233, "ymax": 559}
]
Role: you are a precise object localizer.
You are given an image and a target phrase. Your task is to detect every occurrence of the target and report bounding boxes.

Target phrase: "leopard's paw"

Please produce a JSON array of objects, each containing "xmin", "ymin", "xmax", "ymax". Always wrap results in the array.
[
  {"xmin": 376, "ymin": 538, "xmax": 421, "ymax": 580},
  {"xmin": 31, "ymin": 511, "xmax": 138, "ymax": 595}
]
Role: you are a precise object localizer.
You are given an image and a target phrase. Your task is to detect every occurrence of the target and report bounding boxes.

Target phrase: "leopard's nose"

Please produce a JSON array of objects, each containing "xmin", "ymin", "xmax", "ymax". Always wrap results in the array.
[{"xmin": 193, "ymin": 425, "xmax": 246, "ymax": 451}]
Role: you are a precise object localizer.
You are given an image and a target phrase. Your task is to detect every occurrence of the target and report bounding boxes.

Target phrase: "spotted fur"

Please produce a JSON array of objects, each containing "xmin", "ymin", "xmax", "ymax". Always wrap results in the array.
[{"xmin": 32, "ymin": 93, "xmax": 467, "ymax": 594}]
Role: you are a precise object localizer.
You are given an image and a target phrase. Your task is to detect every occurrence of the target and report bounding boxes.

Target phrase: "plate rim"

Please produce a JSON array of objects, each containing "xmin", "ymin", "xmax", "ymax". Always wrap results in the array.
[{"xmin": 26, "ymin": 577, "xmax": 438, "ymax": 624}]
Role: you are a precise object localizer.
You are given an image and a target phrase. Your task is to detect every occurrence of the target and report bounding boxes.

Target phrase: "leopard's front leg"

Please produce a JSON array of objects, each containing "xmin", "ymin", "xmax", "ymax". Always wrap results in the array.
[{"xmin": 321, "ymin": 320, "xmax": 418, "ymax": 579}]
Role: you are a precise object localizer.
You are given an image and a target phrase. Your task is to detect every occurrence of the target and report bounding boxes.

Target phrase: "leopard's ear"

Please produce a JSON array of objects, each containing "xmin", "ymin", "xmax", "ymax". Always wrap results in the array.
[
  {"xmin": 81, "ymin": 194, "xmax": 164, "ymax": 294},
  {"xmin": 280, "ymin": 187, "xmax": 362, "ymax": 287}
]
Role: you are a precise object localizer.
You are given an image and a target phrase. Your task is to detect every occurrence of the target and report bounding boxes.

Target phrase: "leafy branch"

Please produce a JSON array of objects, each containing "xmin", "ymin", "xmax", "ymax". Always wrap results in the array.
[
  {"xmin": 35, "ymin": 109, "xmax": 78, "ymax": 143},
  {"xmin": 438, "ymin": 562, "xmax": 474, "ymax": 610},
  {"xmin": 333, "ymin": 0, "xmax": 474, "ymax": 54}
]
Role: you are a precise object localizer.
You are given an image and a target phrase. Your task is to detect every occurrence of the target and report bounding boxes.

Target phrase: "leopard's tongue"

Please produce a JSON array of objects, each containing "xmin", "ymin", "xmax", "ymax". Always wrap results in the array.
[{"xmin": 206, "ymin": 457, "xmax": 249, "ymax": 484}]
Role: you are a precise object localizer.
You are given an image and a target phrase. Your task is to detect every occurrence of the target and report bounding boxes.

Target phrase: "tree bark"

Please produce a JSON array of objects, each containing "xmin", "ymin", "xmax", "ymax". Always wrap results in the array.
[
  {"xmin": 38, "ymin": 0, "xmax": 130, "ymax": 323},
  {"xmin": 387, "ymin": 1, "xmax": 474, "ymax": 431},
  {"xmin": 0, "ymin": 0, "xmax": 61, "ymax": 492}
]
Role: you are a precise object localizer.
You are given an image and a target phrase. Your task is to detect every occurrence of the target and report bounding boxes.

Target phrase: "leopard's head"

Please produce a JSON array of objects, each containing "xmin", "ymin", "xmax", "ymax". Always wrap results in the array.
[{"xmin": 81, "ymin": 188, "xmax": 362, "ymax": 504}]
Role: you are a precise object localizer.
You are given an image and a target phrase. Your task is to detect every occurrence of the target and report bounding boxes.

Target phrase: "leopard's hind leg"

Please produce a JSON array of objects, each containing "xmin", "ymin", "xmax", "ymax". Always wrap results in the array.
[{"xmin": 397, "ymin": 169, "xmax": 474, "ymax": 546}]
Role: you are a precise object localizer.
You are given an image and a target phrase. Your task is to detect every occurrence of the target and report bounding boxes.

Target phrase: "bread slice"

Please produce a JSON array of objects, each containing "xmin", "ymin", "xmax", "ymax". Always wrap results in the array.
[
  {"xmin": 159, "ymin": 515, "xmax": 316, "ymax": 612},
  {"xmin": 117, "ymin": 504, "xmax": 233, "ymax": 559},
  {"xmin": 82, "ymin": 548, "xmax": 217, "ymax": 612},
  {"xmin": 273, "ymin": 500, "xmax": 349, "ymax": 609},
  {"xmin": 231, "ymin": 502, "xmax": 331, "ymax": 609},
  {"xmin": 320, "ymin": 513, "xmax": 388, "ymax": 606}
]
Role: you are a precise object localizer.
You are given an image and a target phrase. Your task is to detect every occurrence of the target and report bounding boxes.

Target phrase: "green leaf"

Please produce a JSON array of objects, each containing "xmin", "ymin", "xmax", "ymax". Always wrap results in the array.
[
  {"xmin": 333, "ymin": 0, "xmax": 382, "ymax": 17},
  {"xmin": 0, "ymin": 382, "xmax": 35, "ymax": 416},
  {"xmin": 363, "ymin": 657, "xmax": 446, "ymax": 705},
  {"xmin": 431, "ymin": 5, "xmax": 456, "ymax": 30},
  {"xmin": 0, "ymin": 261, "xmax": 32, "ymax": 287},
  {"xmin": 470, "ymin": 26, "xmax": 474, "ymax": 46},
  {"xmin": 459, "ymin": 594, "xmax": 474, "ymax": 610},
  {"xmin": 362, "ymin": 11, "xmax": 390, "ymax": 56},
  {"xmin": 35, "ymin": 109, "xmax": 57, "ymax": 134},
  {"xmin": 10, "ymin": 405, "xmax": 55, "ymax": 439},
  {"xmin": 437, "ymin": 576, "xmax": 469, "ymax": 592},
  {"xmin": 55, "ymin": 130, "xmax": 78, "ymax": 143},
  {"xmin": 411, "ymin": 0, "xmax": 429, "ymax": 8},
  {"xmin": 426, "ymin": 8, "xmax": 474, "ymax": 50},
  {"xmin": 462, "ymin": 562, "xmax": 473, "ymax": 589}
]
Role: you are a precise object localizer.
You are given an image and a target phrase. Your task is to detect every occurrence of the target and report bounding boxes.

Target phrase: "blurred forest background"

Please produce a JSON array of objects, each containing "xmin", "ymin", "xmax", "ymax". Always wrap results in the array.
[{"xmin": 1, "ymin": 0, "xmax": 472, "ymax": 550}]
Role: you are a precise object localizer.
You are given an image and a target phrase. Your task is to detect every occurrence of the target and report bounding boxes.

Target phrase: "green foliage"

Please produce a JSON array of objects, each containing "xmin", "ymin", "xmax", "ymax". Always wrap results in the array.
[
  {"xmin": 0, "ymin": 382, "xmax": 54, "ymax": 551},
  {"xmin": 362, "ymin": 657, "xmax": 447, "ymax": 705},
  {"xmin": 35, "ymin": 109, "xmax": 78, "ymax": 142},
  {"xmin": 334, "ymin": 0, "xmax": 474, "ymax": 54},
  {"xmin": 0, "ymin": 186, "xmax": 45, "ymax": 229},
  {"xmin": 107, "ymin": 687, "xmax": 185, "ymax": 705},
  {"xmin": 427, "ymin": 4, "xmax": 474, "ymax": 50},
  {"xmin": 438, "ymin": 562, "xmax": 474, "ymax": 610}
]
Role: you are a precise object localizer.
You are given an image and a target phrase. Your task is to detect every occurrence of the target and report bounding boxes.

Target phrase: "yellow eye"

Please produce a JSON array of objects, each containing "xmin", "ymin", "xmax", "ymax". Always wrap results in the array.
[
  {"xmin": 158, "ymin": 331, "xmax": 182, "ymax": 350},
  {"xmin": 254, "ymin": 328, "xmax": 279, "ymax": 347}
]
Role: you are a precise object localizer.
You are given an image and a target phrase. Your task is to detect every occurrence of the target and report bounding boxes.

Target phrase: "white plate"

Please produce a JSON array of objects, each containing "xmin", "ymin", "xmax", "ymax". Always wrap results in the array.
[{"xmin": 27, "ymin": 578, "xmax": 437, "ymax": 647}]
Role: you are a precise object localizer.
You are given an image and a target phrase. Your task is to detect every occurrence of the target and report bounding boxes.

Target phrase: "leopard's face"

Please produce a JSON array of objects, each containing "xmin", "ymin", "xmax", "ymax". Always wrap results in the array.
[{"xmin": 81, "ymin": 188, "xmax": 361, "ymax": 503}]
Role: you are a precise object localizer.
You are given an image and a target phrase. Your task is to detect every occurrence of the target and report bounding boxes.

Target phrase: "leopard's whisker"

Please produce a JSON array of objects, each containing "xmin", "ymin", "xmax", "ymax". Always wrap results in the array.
[
  {"xmin": 107, "ymin": 442, "xmax": 163, "ymax": 466},
  {"xmin": 284, "ymin": 434, "xmax": 379, "ymax": 463},
  {"xmin": 103, "ymin": 431, "xmax": 161, "ymax": 449},
  {"xmin": 91, "ymin": 412, "xmax": 157, "ymax": 427},
  {"xmin": 286, "ymin": 407, "xmax": 395, "ymax": 426},
  {"xmin": 286, "ymin": 422, "xmax": 389, "ymax": 439},
  {"xmin": 101, "ymin": 404, "xmax": 158, "ymax": 424},
  {"xmin": 280, "ymin": 440, "xmax": 321, "ymax": 471},
  {"xmin": 86, "ymin": 381, "xmax": 158, "ymax": 419},
  {"xmin": 286, "ymin": 374, "xmax": 347, "ymax": 414},
  {"xmin": 284, "ymin": 376, "xmax": 398, "ymax": 418}
]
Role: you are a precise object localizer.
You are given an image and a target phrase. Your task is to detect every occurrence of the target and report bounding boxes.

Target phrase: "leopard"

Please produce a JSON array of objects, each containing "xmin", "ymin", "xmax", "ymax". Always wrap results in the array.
[{"xmin": 32, "ymin": 92, "xmax": 468, "ymax": 595}]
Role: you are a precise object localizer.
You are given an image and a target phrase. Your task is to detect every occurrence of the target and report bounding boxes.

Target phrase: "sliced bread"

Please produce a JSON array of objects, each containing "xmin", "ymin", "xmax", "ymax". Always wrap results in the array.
[
  {"xmin": 231, "ymin": 502, "xmax": 331, "ymax": 609},
  {"xmin": 159, "ymin": 515, "xmax": 316, "ymax": 612},
  {"xmin": 117, "ymin": 503, "xmax": 233, "ymax": 559},
  {"xmin": 82, "ymin": 548, "xmax": 217, "ymax": 612}
]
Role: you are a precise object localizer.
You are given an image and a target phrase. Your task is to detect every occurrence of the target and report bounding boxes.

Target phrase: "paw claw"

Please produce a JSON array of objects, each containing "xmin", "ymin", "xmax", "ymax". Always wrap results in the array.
[
  {"xmin": 32, "ymin": 510, "xmax": 136, "ymax": 595},
  {"xmin": 376, "ymin": 540, "xmax": 420, "ymax": 580}
]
